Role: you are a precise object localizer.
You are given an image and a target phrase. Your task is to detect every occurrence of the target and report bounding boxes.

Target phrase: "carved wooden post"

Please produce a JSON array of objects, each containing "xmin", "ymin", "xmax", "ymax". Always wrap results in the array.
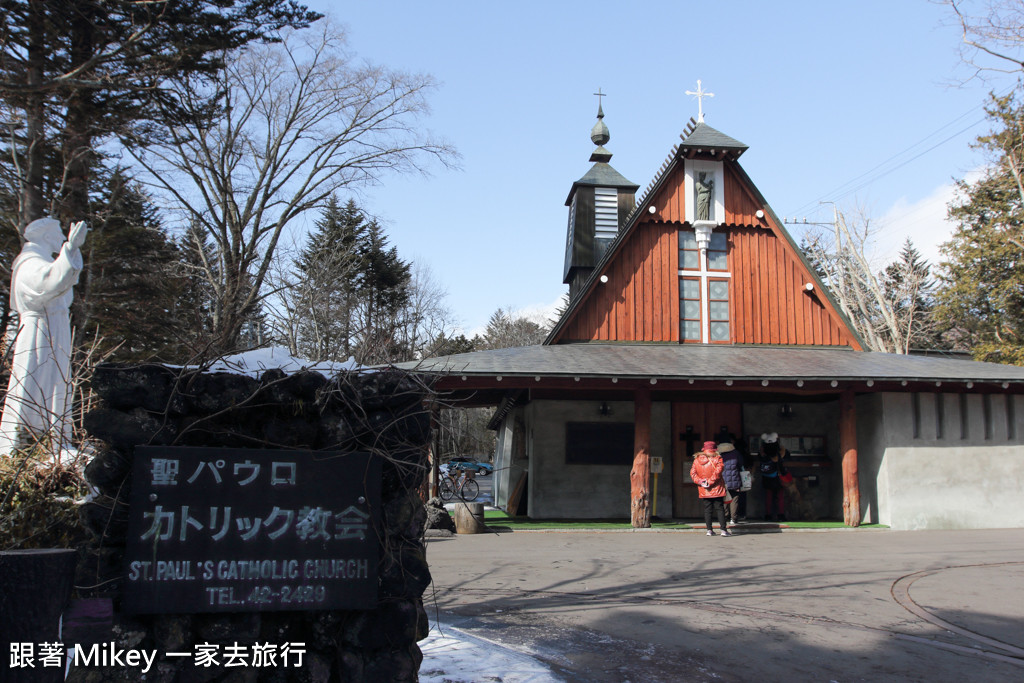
[
  {"xmin": 631, "ymin": 387, "xmax": 652, "ymax": 528},
  {"xmin": 840, "ymin": 389, "xmax": 860, "ymax": 527}
]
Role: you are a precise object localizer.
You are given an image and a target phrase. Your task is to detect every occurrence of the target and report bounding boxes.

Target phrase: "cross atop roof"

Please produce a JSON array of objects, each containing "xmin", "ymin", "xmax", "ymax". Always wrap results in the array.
[
  {"xmin": 685, "ymin": 80, "xmax": 714, "ymax": 122},
  {"xmin": 593, "ymin": 88, "xmax": 606, "ymax": 117}
]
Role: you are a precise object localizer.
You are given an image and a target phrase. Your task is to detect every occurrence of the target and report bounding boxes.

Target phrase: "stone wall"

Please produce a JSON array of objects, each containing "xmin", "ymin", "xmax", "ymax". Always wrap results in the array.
[{"xmin": 71, "ymin": 363, "xmax": 433, "ymax": 682}]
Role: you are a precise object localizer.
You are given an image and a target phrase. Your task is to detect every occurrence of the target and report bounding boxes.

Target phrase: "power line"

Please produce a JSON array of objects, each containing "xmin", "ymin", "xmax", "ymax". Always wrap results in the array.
[
  {"xmin": 792, "ymin": 107, "xmax": 982, "ymax": 216},
  {"xmin": 826, "ymin": 118, "xmax": 985, "ymax": 205},
  {"xmin": 787, "ymin": 94, "xmax": 1006, "ymax": 219}
]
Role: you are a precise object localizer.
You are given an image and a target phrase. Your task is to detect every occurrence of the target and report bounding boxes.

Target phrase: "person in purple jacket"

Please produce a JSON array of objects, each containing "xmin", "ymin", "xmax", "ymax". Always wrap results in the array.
[{"xmin": 718, "ymin": 442, "xmax": 743, "ymax": 526}]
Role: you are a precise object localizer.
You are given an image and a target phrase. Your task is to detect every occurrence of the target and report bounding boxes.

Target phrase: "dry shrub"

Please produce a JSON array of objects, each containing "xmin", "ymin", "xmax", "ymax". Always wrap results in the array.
[{"xmin": 0, "ymin": 447, "xmax": 88, "ymax": 550}]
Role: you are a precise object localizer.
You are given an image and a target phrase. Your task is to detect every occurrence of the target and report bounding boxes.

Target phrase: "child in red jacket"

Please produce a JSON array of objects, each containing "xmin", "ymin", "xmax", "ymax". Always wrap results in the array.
[{"xmin": 691, "ymin": 441, "xmax": 731, "ymax": 536}]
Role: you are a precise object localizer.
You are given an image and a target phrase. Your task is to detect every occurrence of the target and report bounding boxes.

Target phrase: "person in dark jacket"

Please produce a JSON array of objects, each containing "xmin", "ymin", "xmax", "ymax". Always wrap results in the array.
[
  {"xmin": 759, "ymin": 432, "xmax": 788, "ymax": 522},
  {"xmin": 719, "ymin": 442, "xmax": 743, "ymax": 526}
]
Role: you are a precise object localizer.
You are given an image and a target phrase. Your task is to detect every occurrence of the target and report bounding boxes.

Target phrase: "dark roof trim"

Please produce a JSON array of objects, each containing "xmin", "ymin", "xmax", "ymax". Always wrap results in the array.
[
  {"xmin": 396, "ymin": 343, "xmax": 1024, "ymax": 385},
  {"xmin": 677, "ymin": 121, "xmax": 749, "ymax": 156}
]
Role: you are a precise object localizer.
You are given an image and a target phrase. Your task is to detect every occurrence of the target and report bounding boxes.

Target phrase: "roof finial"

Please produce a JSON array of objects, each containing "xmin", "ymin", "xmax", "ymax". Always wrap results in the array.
[
  {"xmin": 594, "ymin": 87, "xmax": 606, "ymax": 119},
  {"xmin": 590, "ymin": 88, "xmax": 611, "ymax": 161},
  {"xmin": 685, "ymin": 79, "xmax": 714, "ymax": 123}
]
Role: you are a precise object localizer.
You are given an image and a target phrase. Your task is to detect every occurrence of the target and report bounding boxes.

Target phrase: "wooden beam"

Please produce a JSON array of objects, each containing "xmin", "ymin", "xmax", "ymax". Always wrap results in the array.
[
  {"xmin": 840, "ymin": 389, "xmax": 860, "ymax": 527},
  {"xmin": 631, "ymin": 387, "xmax": 652, "ymax": 528}
]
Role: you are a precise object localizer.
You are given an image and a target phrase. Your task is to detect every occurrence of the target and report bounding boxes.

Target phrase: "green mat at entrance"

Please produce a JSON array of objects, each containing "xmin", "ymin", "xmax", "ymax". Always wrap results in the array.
[{"xmin": 481, "ymin": 510, "xmax": 887, "ymax": 530}]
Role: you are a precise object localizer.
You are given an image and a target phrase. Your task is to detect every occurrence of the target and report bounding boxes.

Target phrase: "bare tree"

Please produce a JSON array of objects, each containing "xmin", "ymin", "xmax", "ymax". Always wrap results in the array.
[
  {"xmin": 0, "ymin": 0, "xmax": 320, "ymax": 231},
  {"xmin": 264, "ymin": 241, "xmax": 353, "ymax": 362},
  {"xmin": 802, "ymin": 206, "xmax": 934, "ymax": 353},
  {"xmin": 479, "ymin": 307, "xmax": 550, "ymax": 349},
  {"xmin": 390, "ymin": 262, "xmax": 458, "ymax": 363},
  {"xmin": 435, "ymin": 405, "xmax": 495, "ymax": 462},
  {"xmin": 947, "ymin": 0, "xmax": 1024, "ymax": 80},
  {"xmin": 128, "ymin": 23, "xmax": 456, "ymax": 355},
  {"xmin": 266, "ymin": 233, "xmax": 363, "ymax": 363}
]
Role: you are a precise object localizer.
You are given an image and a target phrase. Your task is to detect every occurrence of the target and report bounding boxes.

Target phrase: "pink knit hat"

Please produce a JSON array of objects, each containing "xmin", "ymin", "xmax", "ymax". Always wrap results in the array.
[{"xmin": 702, "ymin": 441, "xmax": 717, "ymax": 451}]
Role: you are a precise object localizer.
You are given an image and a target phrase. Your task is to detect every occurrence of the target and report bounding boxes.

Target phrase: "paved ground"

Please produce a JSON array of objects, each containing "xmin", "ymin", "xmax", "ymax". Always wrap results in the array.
[{"xmin": 424, "ymin": 526, "xmax": 1024, "ymax": 682}]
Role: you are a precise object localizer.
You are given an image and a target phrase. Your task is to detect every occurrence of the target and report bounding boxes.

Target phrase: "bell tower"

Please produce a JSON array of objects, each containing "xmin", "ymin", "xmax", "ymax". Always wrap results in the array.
[{"xmin": 563, "ymin": 93, "xmax": 639, "ymax": 300}]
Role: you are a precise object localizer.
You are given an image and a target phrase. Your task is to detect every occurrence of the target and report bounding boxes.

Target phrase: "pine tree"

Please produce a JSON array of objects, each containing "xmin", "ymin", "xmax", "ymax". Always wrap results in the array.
[
  {"xmin": 353, "ymin": 220, "xmax": 411, "ymax": 363},
  {"xmin": 426, "ymin": 333, "xmax": 476, "ymax": 357},
  {"xmin": 936, "ymin": 92, "xmax": 1024, "ymax": 365},
  {"xmin": 881, "ymin": 238, "xmax": 943, "ymax": 353},
  {"xmin": 289, "ymin": 197, "xmax": 413, "ymax": 364},
  {"xmin": 293, "ymin": 197, "xmax": 365, "ymax": 362},
  {"xmin": 75, "ymin": 170, "xmax": 186, "ymax": 361}
]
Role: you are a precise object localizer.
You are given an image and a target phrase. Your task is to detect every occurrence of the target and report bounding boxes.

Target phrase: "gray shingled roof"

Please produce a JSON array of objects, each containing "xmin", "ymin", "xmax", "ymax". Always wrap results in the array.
[
  {"xmin": 565, "ymin": 162, "xmax": 640, "ymax": 205},
  {"xmin": 396, "ymin": 343, "xmax": 1024, "ymax": 384},
  {"xmin": 678, "ymin": 121, "xmax": 748, "ymax": 154}
]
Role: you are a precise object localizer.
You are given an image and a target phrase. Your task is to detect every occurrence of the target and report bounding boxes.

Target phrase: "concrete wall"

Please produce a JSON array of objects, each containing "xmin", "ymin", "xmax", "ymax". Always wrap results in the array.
[
  {"xmin": 855, "ymin": 393, "xmax": 888, "ymax": 525},
  {"xmin": 525, "ymin": 399, "xmax": 671, "ymax": 519},
  {"xmin": 865, "ymin": 392, "xmax": 1024, "ymax": 529}
]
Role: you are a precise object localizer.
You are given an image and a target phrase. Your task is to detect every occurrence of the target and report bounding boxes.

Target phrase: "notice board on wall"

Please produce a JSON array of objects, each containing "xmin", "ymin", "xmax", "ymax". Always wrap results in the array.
[{"xmin": 123, "ymin": 447, "xmax": 381, "ymax": 614}]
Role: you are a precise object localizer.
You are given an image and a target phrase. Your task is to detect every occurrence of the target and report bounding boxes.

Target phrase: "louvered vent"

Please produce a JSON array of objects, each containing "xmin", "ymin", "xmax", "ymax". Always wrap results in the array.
[{"xmin": 594, "ymin": 187, "xmax": 619, "ymax": 240}]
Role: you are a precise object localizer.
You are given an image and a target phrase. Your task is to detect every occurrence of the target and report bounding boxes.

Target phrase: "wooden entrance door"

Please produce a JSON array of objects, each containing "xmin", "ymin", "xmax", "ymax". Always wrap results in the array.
[{"xmin": 671, "ymin": 402, "xmax": 743, "ymax": 519}]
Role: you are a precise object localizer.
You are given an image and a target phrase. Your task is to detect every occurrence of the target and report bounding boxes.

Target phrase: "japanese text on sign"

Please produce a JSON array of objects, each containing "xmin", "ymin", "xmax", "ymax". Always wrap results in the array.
[{"xmin": 124, "ymin": 447, "xmax": 381, "ymax": 614}]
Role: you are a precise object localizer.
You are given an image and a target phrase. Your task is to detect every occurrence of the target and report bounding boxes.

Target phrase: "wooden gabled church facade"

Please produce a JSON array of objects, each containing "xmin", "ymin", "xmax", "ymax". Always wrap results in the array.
[
  {"xmin": 404, "ymin": 96, "xmax": 1024, "ymax": 530},
  {"xmin": 554, "ymin": 116, "xmax": 859, "ymax": 349}
]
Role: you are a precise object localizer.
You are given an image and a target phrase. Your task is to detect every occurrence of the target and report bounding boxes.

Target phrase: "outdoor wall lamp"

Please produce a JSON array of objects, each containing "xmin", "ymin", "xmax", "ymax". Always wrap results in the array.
[
  {"xmin": 779, "ymin": 404, "xmax": 794, "ymax": 418},
  {"xmin": 599, "ymin": 402, "xmax": 613, "ymax": 416}
]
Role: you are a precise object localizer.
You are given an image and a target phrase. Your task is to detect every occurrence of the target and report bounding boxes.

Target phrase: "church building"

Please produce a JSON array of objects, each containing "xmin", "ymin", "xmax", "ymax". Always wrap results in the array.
[{"xmin": 405, "ymin": 90, "xmax": 1024, "ymax": 530}]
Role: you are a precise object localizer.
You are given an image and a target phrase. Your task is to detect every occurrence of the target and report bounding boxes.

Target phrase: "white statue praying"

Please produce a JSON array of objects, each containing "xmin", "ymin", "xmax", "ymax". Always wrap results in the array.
[{"xmin": 0, "ymin": 217, "xmax": 88, "ymax": 454}]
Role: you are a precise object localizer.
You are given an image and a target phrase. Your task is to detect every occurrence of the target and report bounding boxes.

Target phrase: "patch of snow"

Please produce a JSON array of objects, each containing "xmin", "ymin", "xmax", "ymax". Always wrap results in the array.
[
  {"xmin": 420, "ymin": 621, "xmax": 563, "ymax": 682},
  {"xmin": 186, "ymin": 346, "xmax": 360, "ymax": 378}
]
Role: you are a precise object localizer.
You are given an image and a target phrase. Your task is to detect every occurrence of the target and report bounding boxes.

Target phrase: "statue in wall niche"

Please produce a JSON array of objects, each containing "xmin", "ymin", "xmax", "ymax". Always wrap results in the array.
[
  {"xmin": 696, "ymin": 171, "xmax": 714, "ymax": 221},
  {"xmin": 0, "ymin": 217, "xmax": 88, "ymax": 454}
]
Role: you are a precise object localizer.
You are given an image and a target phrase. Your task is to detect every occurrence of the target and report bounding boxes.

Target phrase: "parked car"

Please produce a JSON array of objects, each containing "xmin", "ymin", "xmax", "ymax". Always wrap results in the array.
[{"xmin": 443, "ymin": 457, "xmax": 493, "ymax": 476}]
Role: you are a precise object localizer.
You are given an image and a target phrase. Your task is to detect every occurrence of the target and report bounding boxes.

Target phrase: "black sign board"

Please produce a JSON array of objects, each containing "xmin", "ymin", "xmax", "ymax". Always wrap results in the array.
[
  {"xmin": 123, "ymin": 447, "xmax": 380, "ymax": 614},
  {"xmin": 565, "ymin": 422, "xmax": 635, "ymax": 465}
]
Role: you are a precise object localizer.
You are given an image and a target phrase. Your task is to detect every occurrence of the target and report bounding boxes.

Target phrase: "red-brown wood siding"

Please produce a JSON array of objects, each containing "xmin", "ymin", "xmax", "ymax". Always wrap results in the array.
[
  {"xmin": 724, "ymin": 163, "xmax": 763, "ymax": 226},
  {"xmin": 558, "ymin": 221, "xmax": 679, "ymax": 342},
  {"xmin": 648, "ymin": 164, "xmax": 687, "ymax": 222},
  {"xmin": 728, "ymin": 226, "xmax": 853, "ymax": 346}
]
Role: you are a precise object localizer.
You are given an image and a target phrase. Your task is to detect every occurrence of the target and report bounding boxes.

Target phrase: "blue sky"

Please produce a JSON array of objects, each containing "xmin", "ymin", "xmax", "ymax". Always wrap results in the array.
[{"xmin": 305, "ymin": 1, "xmax": 1018, "ymax": 336}]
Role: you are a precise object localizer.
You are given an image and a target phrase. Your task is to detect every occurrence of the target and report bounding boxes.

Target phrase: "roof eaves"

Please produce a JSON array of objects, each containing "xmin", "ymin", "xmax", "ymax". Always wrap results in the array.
[{"xmin": 677, "ymin": 122, "xmax": 749, "ymax": 155}]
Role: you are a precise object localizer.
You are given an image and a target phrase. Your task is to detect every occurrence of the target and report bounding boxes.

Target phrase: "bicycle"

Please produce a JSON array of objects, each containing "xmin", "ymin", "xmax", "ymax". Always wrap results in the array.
[{"xmin": 439, "ymin": 471, "xmax": 479, "ymax": 501}]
